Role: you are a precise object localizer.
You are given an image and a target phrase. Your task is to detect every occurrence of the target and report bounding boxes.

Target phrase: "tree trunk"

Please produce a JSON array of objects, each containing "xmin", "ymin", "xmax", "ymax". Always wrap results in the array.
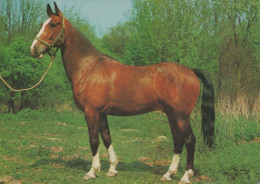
[{"xmin": 8, "ymin": 91, "xmax": 16, "ymax": 114}]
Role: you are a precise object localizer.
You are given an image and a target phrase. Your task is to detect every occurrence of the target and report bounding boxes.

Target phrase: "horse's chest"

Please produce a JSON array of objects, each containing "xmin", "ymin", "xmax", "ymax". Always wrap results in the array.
[{"xmin": 72, "ymin": 80, "xmax": 110, "ymax": 110}]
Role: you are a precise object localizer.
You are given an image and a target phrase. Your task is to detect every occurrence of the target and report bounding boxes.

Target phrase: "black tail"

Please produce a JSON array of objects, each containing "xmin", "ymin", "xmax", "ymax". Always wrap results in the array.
[{"xmin": 193, "ymin": 68, "xmax": 215, "ymax": 147}]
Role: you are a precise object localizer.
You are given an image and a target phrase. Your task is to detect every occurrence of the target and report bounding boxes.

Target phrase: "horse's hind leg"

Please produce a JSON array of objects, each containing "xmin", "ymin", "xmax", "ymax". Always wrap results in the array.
[
  {"xmin": 99, "ymin": 115, "xmax": 118, "ymax": 177},
  {"xmin": 161, "ymin": 110, "xmax": 195, "ymax": 184},
  {"xmin": 179, "ymin": 116, "xmax": 196, "ymax": 184},
  {"xmin": 161, "ymin": 110, "xmax": 184, "ymax": 181}
]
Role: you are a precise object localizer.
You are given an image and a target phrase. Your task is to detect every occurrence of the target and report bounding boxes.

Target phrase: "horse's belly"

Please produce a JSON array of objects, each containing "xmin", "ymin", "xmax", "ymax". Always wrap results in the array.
[{"xmin": 105, "ymin": 101, "xmax": 162, "ymax": 116}]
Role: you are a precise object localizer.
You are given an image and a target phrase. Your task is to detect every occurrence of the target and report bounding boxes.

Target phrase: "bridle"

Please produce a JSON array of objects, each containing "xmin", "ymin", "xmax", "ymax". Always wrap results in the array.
[{"xmin": 35, "ymin": 16, "xmax": 65, "ymax": 57}]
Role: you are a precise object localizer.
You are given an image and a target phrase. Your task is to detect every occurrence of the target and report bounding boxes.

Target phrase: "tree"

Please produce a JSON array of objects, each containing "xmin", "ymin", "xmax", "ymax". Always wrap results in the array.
[
  {"xmin": 101, "ymin": 0, "xmax": 259, "ymax": 104},
  {"xmin": 211, "ymin": 0, "xmax": 260, "ymax": 99},
  {"xmin": 101, "ymin": 22, "xmax": 131, "ymax": 62},
  {"xmin": 0, "ymin": 0, "xmax": 46, "ymax": 44},
  {"xmin": 0, "ymin": 1, "xmax": 99, "ymax": 112},
  {"xmin": 0, "ymin": 0, "xmax": 47, "ymax": 113}
]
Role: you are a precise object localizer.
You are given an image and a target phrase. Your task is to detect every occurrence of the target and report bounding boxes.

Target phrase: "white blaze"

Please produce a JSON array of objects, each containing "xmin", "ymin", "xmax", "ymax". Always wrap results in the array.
[{"xmin": 30, "ymin": 18, "xmax": 52, "ymax": 51}]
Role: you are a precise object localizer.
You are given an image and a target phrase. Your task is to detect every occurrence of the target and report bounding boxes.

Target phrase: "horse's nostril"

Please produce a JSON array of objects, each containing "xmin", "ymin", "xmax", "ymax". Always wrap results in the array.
[{"xmin": 30, "ymin": 46, "xmax": 37, "ymax": 56}]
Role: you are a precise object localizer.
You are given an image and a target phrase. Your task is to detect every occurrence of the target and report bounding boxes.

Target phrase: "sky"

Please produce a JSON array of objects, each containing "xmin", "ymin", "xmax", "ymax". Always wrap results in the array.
[{"xmin": 52, "ymin": 0, "xmax": 133, "ymax": 37}]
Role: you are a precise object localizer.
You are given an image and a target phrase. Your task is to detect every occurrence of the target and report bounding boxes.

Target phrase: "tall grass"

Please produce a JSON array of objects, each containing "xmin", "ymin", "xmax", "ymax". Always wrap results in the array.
[{"xmin": 217, "ymin": 93, "xmax": 260, "ymax": 121}]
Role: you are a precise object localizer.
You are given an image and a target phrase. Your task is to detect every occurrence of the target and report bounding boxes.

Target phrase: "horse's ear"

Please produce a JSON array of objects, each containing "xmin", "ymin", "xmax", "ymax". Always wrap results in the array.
[
  {"xmin": 47, "ymin": 4, "xmax": 53, "ymax": 17},
  {"xmin": 54, "ymin": 2, "xmax": 63, "ymax": 17}
]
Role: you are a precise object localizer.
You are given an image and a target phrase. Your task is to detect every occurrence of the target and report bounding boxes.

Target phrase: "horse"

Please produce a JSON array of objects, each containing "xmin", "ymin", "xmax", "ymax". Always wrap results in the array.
[{"xmin": 30, "ymin": 3, "xmax": 215, "ymax": 184}]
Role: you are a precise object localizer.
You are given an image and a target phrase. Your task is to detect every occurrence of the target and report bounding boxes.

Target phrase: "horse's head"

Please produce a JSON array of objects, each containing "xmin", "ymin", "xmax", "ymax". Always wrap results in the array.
[{"xmin": 30, "ymin": 2, "xmax": 65, "ymax": 59}]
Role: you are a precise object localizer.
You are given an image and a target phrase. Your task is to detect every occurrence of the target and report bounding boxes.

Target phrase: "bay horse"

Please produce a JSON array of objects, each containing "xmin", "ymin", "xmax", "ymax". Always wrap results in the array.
[{"xmin": 30, "ymin": 3, "xmax": 215, "ymax": 184}]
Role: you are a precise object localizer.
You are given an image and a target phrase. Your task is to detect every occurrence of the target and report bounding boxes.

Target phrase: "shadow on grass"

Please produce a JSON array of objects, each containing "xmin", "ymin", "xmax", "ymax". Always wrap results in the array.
[{"xmin": 30, "ymin": 158, "xmax": 168, "ymax": 175}]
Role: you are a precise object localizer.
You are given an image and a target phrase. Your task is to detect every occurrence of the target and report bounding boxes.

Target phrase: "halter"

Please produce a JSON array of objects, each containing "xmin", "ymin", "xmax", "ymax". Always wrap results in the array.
[{"xmin": 35, "ymin": 16, "xmax": 65, "ymax": 57}]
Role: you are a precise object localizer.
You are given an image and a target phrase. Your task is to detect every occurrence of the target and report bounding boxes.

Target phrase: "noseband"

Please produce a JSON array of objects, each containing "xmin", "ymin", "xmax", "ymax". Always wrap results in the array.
[{"xmin": 35, "ymin": 16, "xmax": 65, "ymax": 57}]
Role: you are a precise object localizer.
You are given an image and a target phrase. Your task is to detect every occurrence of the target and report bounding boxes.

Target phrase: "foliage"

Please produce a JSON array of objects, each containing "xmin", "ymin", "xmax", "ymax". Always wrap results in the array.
[
  {"xmin": 0, "ymin": 0, "xmax": 97, "ymax": 112},
  {"xmin": 101, "ymin": 22, "xmax": 131, "ymax": 62},
  {"xmin": 0, "ymin": 0, "xmax": 46, "ymax": 44},
  {"xmin": 0, "ymin": 38, "xmax": 43, "ymax": 108}
]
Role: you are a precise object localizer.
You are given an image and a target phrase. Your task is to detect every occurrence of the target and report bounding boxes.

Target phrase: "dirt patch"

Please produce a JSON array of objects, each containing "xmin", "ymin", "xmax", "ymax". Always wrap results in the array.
[
  {"xmin": 238, "ymin": 137, "xmax": 260, "ymax": 145},
  {"xmin": 52, "ymin": 163, "xmax": 65, "ymax": 169},
  {"xmin": 8, "ymin": 180, "xmax": 23, "ymax": 184},
  {"xmin": 63, "ymin": 154, "xmax": 80, "ymax": 161},
  {"xmin": 120, "ymin": 129, "xmax": 139, "ymax": 132},
  {"xmin": 37, "ymin": 136, "xmax": 65, "ymax": 141},
  {"xmin": 139, "ymin": 157, "xmax": 152, "ymax": 161},
  {"xmin": 132, "ymin": 137, "xmax": 142, "ymax": 141},
  {"xmin": 195, "ymin": 175, "xmax": 212, "ymax": 183},
  {"xmin": 46, "ymin": 137, "xmax": 65, "ymax": 141},
  {"xmin": 50, "ymin": 147, "xmax": 64, "ymax": 153},
  {"xmin": 29, "ymin": 144, "xmax": 37, "ymax": 148},
  {"xmin": 0, "ymin": 156, "xmax": 27, "ymax": 164},
  {"xmin": 56, "ymin": 122, "xmax": 67, "ymax": 126},
  {"xmin": 252, "ymin": 137, "xmax": 260, "ymax": 143},
  {"xmin": 0, "ymin": 156, "xmax": 18, "ymax": 162},
  {"xmin": 0, "ymin": 176, "xmax": 12, "ymax": 183},
  {"xmin": 78, "ymin": 127, "xmax": 87, "ymax": 130},
  {"xmin": 101, "ymin": 153, "xmax": 108, "ymax": 158},
  {"xmin": 0, "ymin": 176, "xmax": 22, "ymax": 184},
  {"xmin": 154, "ymin": 159, "xmax": 170, "ymax": 166},
  {"xmin": 23, "ymin": 168, "xmax": 42, "ymax": 173},
  {"xmin": 50, "ymin": 154, "xmax": 60, "ymax": 159},
  {"xmin": 138, "ymin": 157, "xmax": 170, "ymax": 167},
  {"xmin": 6, "ymin": 180, "xmax": 23, "ymax": 184},
  {"xmin": 153, "ymin": 136, "xmax": 168, "ymax": 142},
  {"xmin": 79, "ymin": 146, "xmax": 89, "ymax": 151},
  {"xmin": 83, "ymin": 155, "xmax": 89, "ymax": 160},
  {"xmin": 138, "ymin": 157, "xmax": 154, "ymax": 167}
]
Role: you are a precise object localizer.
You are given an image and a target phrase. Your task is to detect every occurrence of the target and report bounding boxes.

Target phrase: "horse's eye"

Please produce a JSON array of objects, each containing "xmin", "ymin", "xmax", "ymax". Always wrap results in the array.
[{"xmin": 50, "ymin": 23, "xmax": 57, "ymax": 28}]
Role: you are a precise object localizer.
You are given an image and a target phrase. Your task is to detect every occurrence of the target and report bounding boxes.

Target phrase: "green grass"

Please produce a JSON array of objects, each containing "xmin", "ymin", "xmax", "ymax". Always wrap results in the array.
[{"xmin": 0, "ymin": 109, "xmax": 259, "ymax": 184}]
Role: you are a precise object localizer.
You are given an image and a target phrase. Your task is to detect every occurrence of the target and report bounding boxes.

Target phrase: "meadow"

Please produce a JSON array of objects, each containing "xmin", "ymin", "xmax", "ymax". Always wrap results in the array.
[{"xmin": 0, "ymin": 108, "xmax": 259, "ymax": 184}]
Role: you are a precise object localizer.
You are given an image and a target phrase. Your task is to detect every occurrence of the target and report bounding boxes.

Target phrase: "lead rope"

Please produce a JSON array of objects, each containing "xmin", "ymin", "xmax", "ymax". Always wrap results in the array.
[{"xmin": 0, "ymin": 55, "xmax": 55, "ymax": 92}]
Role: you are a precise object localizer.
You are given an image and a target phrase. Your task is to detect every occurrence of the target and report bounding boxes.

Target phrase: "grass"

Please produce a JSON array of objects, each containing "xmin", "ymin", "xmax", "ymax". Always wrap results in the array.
[{"xmin": 0, "ymin": 108, "xmax": 259, "ymax": 184}]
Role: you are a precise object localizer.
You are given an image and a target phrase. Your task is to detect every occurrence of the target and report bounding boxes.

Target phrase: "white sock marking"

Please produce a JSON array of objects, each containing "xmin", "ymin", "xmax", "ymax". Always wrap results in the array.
[
  {"xmin": 162, "ymin": 154, "xmax": 180, "ymax": 181},
  {"xmin": 107, "ymin": 145, "xmax": 118, "ymax": 175},
  {"xmin": 84, "ymin": 149, "xmax": 101, "ymax": 180},
  {"xmin": 108, "ymin": 145, "xmax": 117, "ymax": 164},
  {"xmin": 169, "ymin": 153, "xmax": 180, "ymax": 173},
  {"xmin": 91, "ymin": 150, "xmax": 101, "ymax": 170},
  {"xmin": 180, "ymin": 169, "xmax": 194, "ymax": 183}
]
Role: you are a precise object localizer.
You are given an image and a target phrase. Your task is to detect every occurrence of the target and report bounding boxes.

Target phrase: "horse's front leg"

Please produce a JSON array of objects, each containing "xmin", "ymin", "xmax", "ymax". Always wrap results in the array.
[
  {"xmin": 99, "ymin": 115, "xmax": 118, "ymax": 177},
  {"xmin": 83, "ymin": 108, "xmax": 101, "ymax": 180}
]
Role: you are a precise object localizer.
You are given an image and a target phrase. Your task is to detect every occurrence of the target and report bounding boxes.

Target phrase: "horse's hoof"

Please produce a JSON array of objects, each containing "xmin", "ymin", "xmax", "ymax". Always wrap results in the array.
[
  {"xmin": 83, "ymin": 173, "xmax": 96, "ymax": 180},
  {"xmin": 160, "ymin": 176, "xmax": 172, "ymax": 182},
  {"xmin": 178, "ymin": 179, "xmax": 191, "ymax": 184},
  {"xmin": 106, "ymin": 170, "xmax": 118, "ymax": 177}
]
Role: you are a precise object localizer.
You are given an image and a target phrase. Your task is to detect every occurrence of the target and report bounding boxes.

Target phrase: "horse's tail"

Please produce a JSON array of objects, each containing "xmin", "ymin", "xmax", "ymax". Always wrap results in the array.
[{"xmin": 193, "ymin": 68, "xmax": 215, "ymax": 147}]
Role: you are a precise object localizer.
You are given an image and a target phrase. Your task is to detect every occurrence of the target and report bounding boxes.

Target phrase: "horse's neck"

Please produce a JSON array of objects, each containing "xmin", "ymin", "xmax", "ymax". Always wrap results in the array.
[{"xmin": 61, "ymin": 20, "xmax": 99, "ymax": 84}]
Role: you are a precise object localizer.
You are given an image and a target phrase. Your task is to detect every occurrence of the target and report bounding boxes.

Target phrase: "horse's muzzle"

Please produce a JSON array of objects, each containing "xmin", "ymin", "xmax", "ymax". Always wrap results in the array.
[{"xmin": 30, "ymin": 43, "xmax": 48, "ymax": 59}]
